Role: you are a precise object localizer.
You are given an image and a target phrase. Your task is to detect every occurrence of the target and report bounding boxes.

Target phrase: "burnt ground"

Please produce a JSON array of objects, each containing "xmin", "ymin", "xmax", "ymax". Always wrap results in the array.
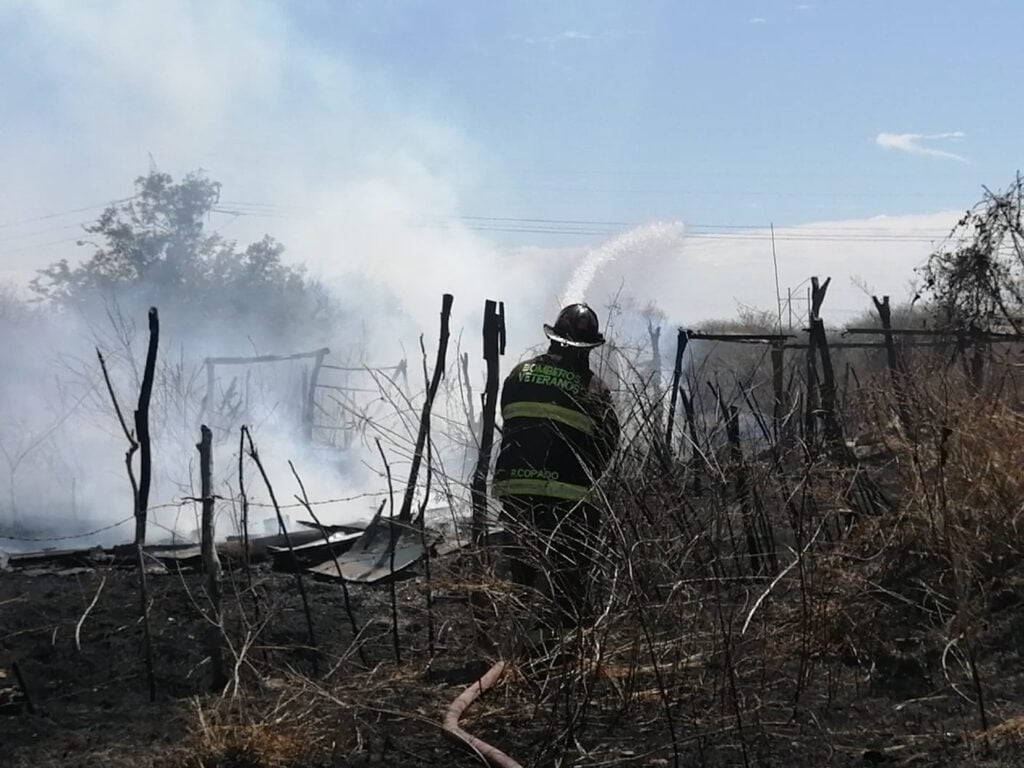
[{"xmin": 2, "ymin": 555, "xmax": 1024, "ymax": 768}]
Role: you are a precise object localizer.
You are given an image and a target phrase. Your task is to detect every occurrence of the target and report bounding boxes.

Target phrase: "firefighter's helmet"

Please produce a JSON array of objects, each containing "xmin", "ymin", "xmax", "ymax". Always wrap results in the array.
[{"xmin": 543, "ymin": 303, "xmax": 605, "ymax": 349}]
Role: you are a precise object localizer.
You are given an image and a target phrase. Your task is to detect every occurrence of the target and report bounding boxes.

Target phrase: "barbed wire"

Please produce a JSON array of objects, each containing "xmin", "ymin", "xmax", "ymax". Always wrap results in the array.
[
  {"xmin": 0, "ymin": 489, "xmax": 399, "ymax": 544},
  {"xmin": 0, "ymin": 516, "xmax": 134, "ymax": 543},
  {"xmin": 151, "ymin": 490, "xmax": 391, "ymax": 512}
]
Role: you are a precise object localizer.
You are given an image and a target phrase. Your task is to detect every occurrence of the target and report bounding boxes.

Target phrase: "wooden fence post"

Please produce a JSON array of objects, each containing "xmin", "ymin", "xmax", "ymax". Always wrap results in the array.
[
  {"xmin": 197, "ymin": 425, "xmax": 225, "ymax": 691},
  {"xmin": 804, "ymin": 345, "xmax": 819, "ymax": 441},
  {"xmin": 134, "ymin": 307, "xmax": 159, "ymax": 702},
  {"xmin": 803, "ymin": 277, "xmax": 831, "ymax": 442},
  {"xmin": 471, "ymin": 300, "xmax": 505, "ymax": 547},
  {"xmin": 809, "ymin": 318, "xmax": 842, "ymax": 444},
  {"xmin": 771, "ymin": 341, "xmax": 786, "ymax": 445},
  {"xmin": 648, "ymin": 321, "xmax": 663, "ymax": 433},
  {"xmin": 399, "ymin": 294, "xmax": 454, "ymax": 523},
  {"xmin": 664, "ymin": 330, "xmax": 689, "ymax": 448},
  {"xmin": 872, "ymin": 295, "xmax": 913, "ymax": 428},
  {"xmin": 872, "ymin": 296, "xmax": 899, "ymax": 377}
]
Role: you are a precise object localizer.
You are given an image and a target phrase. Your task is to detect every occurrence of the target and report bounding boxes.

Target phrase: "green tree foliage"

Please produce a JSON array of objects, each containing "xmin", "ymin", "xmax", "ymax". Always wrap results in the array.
[
  {"xmin": 920, "ymin": 173, "xmax": 1024, "ymax": 334},
  {"xmin": 31, "ymin": 170, "xmax": 340, "ymax": 344}
]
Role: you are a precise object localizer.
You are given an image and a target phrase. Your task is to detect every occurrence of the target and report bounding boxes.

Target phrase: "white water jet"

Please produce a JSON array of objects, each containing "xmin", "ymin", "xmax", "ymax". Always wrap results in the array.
[{"xmin": 559, "ymin": 221, "xmax": 686, "ymax": 306}]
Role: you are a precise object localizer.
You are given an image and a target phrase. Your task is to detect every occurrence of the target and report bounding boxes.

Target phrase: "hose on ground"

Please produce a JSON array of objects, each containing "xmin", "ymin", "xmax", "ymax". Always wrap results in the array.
[{"xmin": 442, "ymin": 659, "xmax": 523, "ymax": 768}]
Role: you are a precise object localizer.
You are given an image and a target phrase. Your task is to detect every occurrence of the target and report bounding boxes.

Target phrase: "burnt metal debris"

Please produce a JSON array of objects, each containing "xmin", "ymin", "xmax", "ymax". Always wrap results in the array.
[{"xmin": 0, "ymin": 518, "xmax": 462, "ymax": 583}]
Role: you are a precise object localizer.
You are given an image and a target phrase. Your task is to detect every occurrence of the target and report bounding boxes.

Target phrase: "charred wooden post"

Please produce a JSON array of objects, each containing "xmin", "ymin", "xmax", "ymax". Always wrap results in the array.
[
  {"xmin": 803, "ymin": 345, "xmax": 819, "ymax": 441},
  {"xmin": 415, "ymin": 432, "xmax": 437, "ymax": 659},
  {"xmin": 237, "ymin": 428, "xmax": 251, "ymax": 581},
  {"xmin": 471, "ymin": 300, "xmax": 505, "ymax": 547},
  {"xmin": 236, "ymin": 427, "xmax": 263, "ymax": 639},
  {"xmin": 771, "ymin": 341, "xmax": 786, "ymax": 445},
  {"xmin": 664, "ymin": 330, "xmax": 689, "ymax": 449},
  {"xmin": 648, "ymin": 321, "xmax": 663, "ymax": 435},
  {"xmin": 803, "ymin": 278, "xmax": 831, "ymax": 443},
  {"xmin": 872, "ymin": 295, "xmax": 912, "ymax": 428},
  {"xmin": 197, "ymin": 425, "xmax": 226, "ymax": 691},
  {"xmin": 872, "ymin": 296, "xmax": 900, "ymax": 377},
  {"xmin": 134, "ymin": 307, "xmax": 159, "ymax": 702},
  {"xmin": 809, "ymin": 318, "xmax": 842, "ymax": 444},
  {"xmin": 809, "ymin": 276, "xmax": 831, "ymax": 319},
  {"xmin": 399, "ymin": 294, "xmax": 454, "ymax": 523}
]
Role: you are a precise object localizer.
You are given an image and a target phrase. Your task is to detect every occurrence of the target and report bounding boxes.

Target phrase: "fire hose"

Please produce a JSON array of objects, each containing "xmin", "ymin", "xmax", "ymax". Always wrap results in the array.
[{"xmin": 442, "ymin": 659, "xmax": 523, "ymax": 768}]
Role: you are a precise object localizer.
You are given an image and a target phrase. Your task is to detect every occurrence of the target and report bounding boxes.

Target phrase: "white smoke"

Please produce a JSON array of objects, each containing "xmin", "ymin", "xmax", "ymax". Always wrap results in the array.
[{"xmin": 0, "ymin": 3, "xmax": 962, "ymax": 548}]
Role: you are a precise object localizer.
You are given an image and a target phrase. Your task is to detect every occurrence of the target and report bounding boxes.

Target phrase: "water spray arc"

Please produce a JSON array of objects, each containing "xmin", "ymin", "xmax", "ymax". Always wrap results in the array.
[{"xmin": 559, "ymin": 222, "xmax": 685, "ymax": 306}]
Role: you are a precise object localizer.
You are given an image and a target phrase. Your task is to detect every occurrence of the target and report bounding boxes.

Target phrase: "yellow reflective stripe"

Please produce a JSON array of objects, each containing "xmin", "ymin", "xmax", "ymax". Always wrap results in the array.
[
  {"xmin": 502, "ymin": 401, "xmax": 595, "ymax": 435},
  {"xmin": 492, "ymin": 479, "xmax": 590, "ymax": 501}
]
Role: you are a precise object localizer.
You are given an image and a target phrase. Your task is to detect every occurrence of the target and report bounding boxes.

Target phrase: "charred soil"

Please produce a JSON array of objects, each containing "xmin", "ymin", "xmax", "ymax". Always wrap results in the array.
[{"xmin": 3, "ymin": 544, "xmax": 1024, "ymax": 768}]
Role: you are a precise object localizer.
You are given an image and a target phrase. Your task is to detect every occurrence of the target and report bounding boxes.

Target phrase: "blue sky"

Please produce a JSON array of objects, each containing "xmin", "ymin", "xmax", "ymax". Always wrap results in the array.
[
  {"xmin": 284, "ymin": 0, "xmax": 1021, "ymax": 227},
  {"xmin": 0, "ymin": 1, "xmax": 1021, "ymax": 324}
]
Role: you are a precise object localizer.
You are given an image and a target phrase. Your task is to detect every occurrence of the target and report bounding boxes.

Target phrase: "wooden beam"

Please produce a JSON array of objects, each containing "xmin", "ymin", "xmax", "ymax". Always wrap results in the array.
[
  {"xmin": 684, "ymin": 331, "xmax": 795, "ymax": 343},
  {"xmin": 203, "ymin": 347, "xmax": 330, "ymax": 366}
]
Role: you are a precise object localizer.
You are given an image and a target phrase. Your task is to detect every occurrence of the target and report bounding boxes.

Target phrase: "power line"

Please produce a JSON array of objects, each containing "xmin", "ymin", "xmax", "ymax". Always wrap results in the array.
[
  {"xmin": 0, "ymin": 222, "xmax": 85, "ymax": 245},
  {"xmin": 0, "ymin": 195, "xmax": 954, "ymax": 257},
  {"xmin": 469, "ymin": 184, "xmax": 970, "ymax": 200},
  {"xmin": 0, "ymin": 236, "xmax": 85, "ymax": 256},
  {"xmin": 0, "ymin": 197, "xmax": 134, "ymax": 229},
  {"xmin": 215, "ymin": 200, "xmax": 951, "ymax": 242}
]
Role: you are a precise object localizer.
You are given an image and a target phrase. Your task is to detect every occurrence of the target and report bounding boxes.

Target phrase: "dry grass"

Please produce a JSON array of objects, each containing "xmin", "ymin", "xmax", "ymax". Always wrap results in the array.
[
  {"xmin": 164, "ymin": 696, "xmax": 331, "ymax": 768},
  {"xmin": 16, "ymin": 340, "xmax": 1024, "ymax": 768}
]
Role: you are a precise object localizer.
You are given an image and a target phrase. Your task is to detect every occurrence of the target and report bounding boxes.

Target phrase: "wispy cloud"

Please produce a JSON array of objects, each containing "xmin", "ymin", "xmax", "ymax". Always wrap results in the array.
[
  {"xmin": 875, "ymin": 132, "xmax": 969, "ymax": 163},
  {"xmin": 749, "ymin": 17, "xmax": 767, "ymax": 24},
  {"xmin": 510, "ymin": 29, "xmax": 592, "ymax": 45}
]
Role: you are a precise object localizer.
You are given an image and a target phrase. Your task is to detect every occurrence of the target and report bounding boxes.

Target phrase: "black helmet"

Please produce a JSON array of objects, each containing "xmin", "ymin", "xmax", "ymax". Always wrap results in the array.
[{"xmin": 543, "ymin": 303, "xmax": 605, "ymax": 349}]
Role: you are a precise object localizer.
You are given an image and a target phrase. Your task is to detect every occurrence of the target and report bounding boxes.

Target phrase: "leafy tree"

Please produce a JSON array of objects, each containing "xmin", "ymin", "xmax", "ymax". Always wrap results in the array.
[
  {"xmin": 31, "ymin": 170, "xmax": 340, "ymax": 346},
  {"xmin": 920, "ymin": 173, "xmax": 1024, "ymax": 334}
]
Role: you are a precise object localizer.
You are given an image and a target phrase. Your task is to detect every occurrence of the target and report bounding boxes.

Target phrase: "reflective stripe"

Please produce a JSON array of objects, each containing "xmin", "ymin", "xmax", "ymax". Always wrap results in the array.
[
  {"xmin": 492, "ymin": 478, "xmax": 590, "ymax": 501},
  {"xmin": 502, "ymin": 401, "xmax": 595, "ymax": 435}
]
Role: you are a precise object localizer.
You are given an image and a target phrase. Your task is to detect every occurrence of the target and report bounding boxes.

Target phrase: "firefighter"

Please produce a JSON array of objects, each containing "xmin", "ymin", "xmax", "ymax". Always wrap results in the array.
[{"xmin": 493, "ymin": 303, "xmax": 620, "ymax": 629}]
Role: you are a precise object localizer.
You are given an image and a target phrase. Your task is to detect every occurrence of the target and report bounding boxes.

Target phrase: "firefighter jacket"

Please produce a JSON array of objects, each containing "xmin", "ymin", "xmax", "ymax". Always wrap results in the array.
[{"xmin": 493, "ymin": 350, "xmax": 619, "ymax": 502}]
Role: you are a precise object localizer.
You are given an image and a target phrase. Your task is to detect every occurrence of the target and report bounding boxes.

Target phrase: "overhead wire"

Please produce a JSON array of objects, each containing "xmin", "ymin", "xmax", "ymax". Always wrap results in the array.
[
  {"xmin": 214, "ymin": 200, "xmax": 950, "ymax": 243},
  {"xmin": 0, "ymin": 194, "xmax": 955, "ymax": 259},
  {"xmin": 0, "ymin": 197, "xmax": 135, "ymax": 229},
  {"xmin": 0, "ymin": 222, "xmax": 86, "ymax": 245}
]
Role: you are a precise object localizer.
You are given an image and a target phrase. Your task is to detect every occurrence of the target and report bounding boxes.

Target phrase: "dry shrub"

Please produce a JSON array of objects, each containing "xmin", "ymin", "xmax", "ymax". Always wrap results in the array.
[
  {"xmin": 804, "ymin": 363, "xmax": 1024, "ymax": 708},
  {"xmin": 868, "ymin": 368, "xmax": 1024, "ymax": 592}
]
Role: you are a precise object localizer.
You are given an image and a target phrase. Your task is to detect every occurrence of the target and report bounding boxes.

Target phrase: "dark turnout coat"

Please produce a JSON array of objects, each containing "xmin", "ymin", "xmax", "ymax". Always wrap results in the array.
[{"xmin": 493, "ymin": 350, "xmax": 619, "ymax": 502}]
